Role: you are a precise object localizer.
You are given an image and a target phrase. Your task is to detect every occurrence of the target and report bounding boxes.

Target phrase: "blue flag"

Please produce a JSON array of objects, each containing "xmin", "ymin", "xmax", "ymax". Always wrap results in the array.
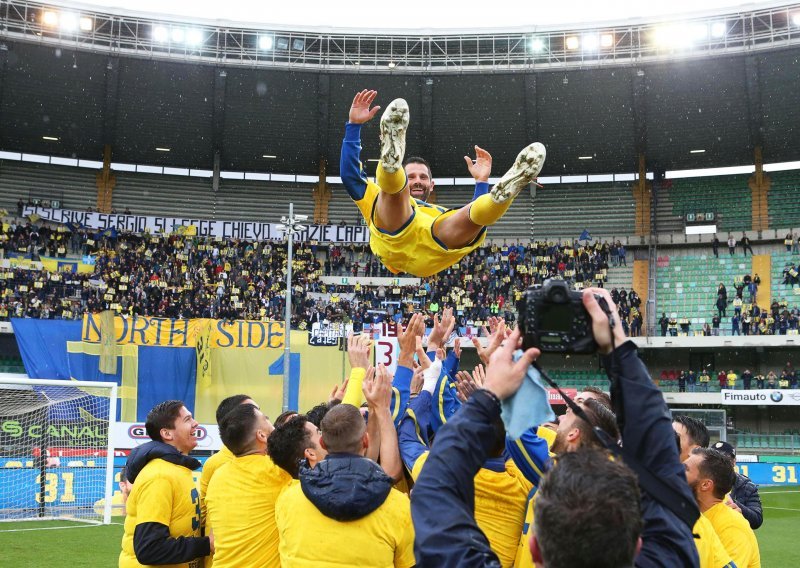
[{"xmin": 579, "ymin": 229, "xmax": 592, "ymax": 241}]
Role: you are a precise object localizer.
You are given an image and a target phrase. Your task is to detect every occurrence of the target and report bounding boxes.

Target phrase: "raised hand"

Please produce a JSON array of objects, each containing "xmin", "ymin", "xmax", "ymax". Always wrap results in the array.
[
  {"xmin": 398, "ymin": 312, "xmax": 425, "ymax": 367},
  {"xmin": 349, "ymin": 89, "xmax": 381, "ymax": 125},
  {"xmin": 453, "ymin": 337, "xmax": 462, "ymax": 359},
  {"xmin": 329, "ymin": 377, "xmax": 350, "ymax": 404},
  {"xmin": 428, "ymin": 307, "xmax": 455, "ymax": 352},
  {"xmin": 363, "ymin": 364, "xmax": 393, "ymax": 410},
  {"xmin": 463, "ymin": 145, "xmax": 492, "ymax": 183},
  {"xmin": 347, "ymin": 332, "xmax": 372, "ymax": 369},
  {"xmin": 472, "ymin": 319, "xmax": 507, "ymax": 365}
]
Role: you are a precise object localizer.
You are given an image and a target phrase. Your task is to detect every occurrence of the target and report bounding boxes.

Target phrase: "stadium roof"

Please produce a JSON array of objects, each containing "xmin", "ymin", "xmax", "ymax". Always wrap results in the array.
[{"xmin": 0, "ymin": 2, "xmax": 799, "ymax": 179}]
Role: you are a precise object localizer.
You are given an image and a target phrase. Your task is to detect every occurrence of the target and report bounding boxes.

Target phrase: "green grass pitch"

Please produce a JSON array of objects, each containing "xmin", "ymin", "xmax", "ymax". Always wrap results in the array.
[{"xmin": 0, "ymin": 487, "xmax": 797, "ymax": 566}]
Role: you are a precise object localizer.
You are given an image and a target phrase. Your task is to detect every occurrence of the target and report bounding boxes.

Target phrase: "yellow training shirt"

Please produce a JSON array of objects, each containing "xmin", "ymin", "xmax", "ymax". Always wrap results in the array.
[
  {"xmin": 704, "ymin": 502, "xmax": 761, "ymax": 568},
  {"xmin": 199, "ymin": 445, "xmax": 234, "ymax": 522},
  {"xmin": 275, "ymin": 480, "xmax": 415, "ymax": 568},
  {"xmin": 119, "ymin": 458, "xmax": 203, "ymax": 568},
  {"xmin": 411, "ymin": 452, "xmax": 531, "ymax": 568},
  {"xmin": 205, "ymin": 454, "xmax": 291, "ymax": 568},
  {"xmin": 694, "ymin": 514, "xmax": 736, "ymax": 568}
]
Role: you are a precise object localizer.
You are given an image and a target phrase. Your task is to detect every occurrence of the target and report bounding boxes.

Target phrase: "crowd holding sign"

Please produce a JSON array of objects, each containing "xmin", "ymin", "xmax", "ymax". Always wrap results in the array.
[{"xmin": 22, "ymin": 206, "xmax": 370, "ymax": 244}]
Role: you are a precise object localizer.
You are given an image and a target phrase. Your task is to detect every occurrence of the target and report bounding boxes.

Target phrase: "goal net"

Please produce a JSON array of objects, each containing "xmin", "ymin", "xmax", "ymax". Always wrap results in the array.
[{"xmin": 0, "ymin": 376, "xmax": 117, "ymax": 525}]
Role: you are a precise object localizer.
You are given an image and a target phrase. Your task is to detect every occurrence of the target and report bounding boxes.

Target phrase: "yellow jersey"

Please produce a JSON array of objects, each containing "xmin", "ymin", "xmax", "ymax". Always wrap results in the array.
[
  {"xmin": 198, "ymin": 446, "xmax": 234, "ymax": 568},
  {"xmin": 694, "ymin": 514, "xmax": 736, "ymax": 568},
  {"xmin": 274, "ymin": 480, "xmax": 415, "ymax": 568},
  {"xmin": 704, "ymin": 502, "xmax": 761, "ymax": 568},
  {"xmin": 119, "ymin": 458, "xmax": 204, "ymax": 568},
  {"xmin": 411, "ymin": 452, "xmax": 531, "ymax": 568},
  {"xmin": 205, "ymin": 454, "xmax": 291, "ymax": 568}
]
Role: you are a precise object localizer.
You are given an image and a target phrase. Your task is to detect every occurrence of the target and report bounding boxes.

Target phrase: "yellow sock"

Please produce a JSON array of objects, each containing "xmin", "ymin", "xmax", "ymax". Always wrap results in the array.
[
  {"xmin": 468, "ymin": 193, "xmax": 512, "ymax": 226},
  {"xmin": 376, "ymin": 163, "xmax": 407, "ymax": 195}
]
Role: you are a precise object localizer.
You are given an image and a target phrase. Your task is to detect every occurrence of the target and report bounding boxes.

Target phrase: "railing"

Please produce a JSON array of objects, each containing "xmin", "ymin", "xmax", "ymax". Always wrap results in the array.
[{"xmin": 729, "ymin": 433, "xmax": 800, "ymax": 453}]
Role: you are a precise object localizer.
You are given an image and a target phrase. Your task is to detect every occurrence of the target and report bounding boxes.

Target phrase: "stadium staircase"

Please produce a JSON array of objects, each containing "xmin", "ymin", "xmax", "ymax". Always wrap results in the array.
[
  {"xmin": 530, "ymin": 183, "xmax": 636, "ymax": 240},
  {"xmin": 653, "ymin": 183, "xmax": 683, "ymax": 234}
]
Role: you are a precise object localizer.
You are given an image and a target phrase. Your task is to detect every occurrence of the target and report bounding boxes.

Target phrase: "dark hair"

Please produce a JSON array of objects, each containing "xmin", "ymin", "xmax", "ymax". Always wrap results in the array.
[
  {"xmin": 145, "ymin": 400, "xmax": 185, "ymax": 442},
  {"xmin": 404, "ymin": 156, "xmax": 432, "ymax": 177},
  {"xmin": 274, "ymin": 410, "xmax": 298, "ymax": 428},
  {"xmin": 306, "ymin": 402, "xmax": 332, "ymax": 428},
  {"xmin": 268, "ymin": 415, "xmax": 313, "ymax": 478},
  {"xmin": 219, "ymin": 403, "xmax": 260, "ymax": 456},
  {"xmin": 673, "ymin": 415, "xmax": 710, "ymax": 448},
  {"xmin": 215, "ymin": 394, "xmax": 253, "ymax": 424},
  {"xmin": 320, "ymin": 404, "xmax": 366, "ymax": 454},
  {"xmin": 577, "ymin": 398, "xmax": 620, "ymax": 448},
  {"xmin": 489, "ymin": 416, "xmax": 506, "ymax": 458},
  {"xmin": 580, "ymin": 386, "xmax": 612, "ymax": 410},
  {"xmin": 692, "ymin": 447, "xmax": 736, "ymax": 499},
  {"xmin": 535, "ymin": 449, "xmax": 642, "ymax": 568}
]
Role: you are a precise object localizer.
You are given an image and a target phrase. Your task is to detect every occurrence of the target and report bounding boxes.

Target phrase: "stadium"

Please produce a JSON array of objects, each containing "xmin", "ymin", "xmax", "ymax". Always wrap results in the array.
[{"xmin": 0, "ymin": 0, "xmax": 799, "ymax": 565}]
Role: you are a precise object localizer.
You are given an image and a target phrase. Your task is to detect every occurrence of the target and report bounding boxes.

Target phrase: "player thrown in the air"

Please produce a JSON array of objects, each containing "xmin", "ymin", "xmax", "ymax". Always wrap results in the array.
[{"xmin": 340, "ymin": 89, "xmax": 546, "ymax": 277}]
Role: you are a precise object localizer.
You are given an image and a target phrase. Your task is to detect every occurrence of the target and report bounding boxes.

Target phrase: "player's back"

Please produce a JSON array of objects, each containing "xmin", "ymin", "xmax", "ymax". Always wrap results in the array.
[{"xmin": 704, "ymin": 502, "xmax": 761, "ymax": 568}]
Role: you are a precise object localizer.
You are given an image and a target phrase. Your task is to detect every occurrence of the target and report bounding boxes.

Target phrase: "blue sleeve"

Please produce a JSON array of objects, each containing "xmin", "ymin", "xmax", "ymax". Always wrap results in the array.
[
  {"xmin": 340, "ymin": 122, "xmax": 369, "ymax": 201},
  {"xmin": 398, "ymin": 391, "xmax": 433, "ymax": 472},
  {"xmin": 430, "ymin": 360, "xmax": 462, "ymax": 433},
  {"xmin": 410, "ymin": 390, "xmax": 502, "ymax": 568},
  {"xmin": 442, "ymin": 351, "xmax": 459, "ymax": 378},
  {"xmin": 390, "ymin": 365, "xmax": 413, "ymax": 428},
  {"xmin": 472, "ymin": 181, "xmax": 490, "ymax": 200},
  {"xmin": 505, "ymin": 428, "xmax": 552, "ymax": 487}
]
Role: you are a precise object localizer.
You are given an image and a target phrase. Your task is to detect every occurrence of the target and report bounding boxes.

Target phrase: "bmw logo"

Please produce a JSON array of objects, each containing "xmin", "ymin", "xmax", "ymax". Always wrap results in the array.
[{"xmin": 770, "ymin": 392, "xmax": 784, "ymax": 403}]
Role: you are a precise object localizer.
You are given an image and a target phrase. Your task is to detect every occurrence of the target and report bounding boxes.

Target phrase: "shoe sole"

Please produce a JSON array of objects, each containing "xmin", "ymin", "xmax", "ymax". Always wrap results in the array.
[
  {"xmin": 491, "ymin": 142, "xmax": 546, "ymax": 203},
  {"xmin": 379, "ymin": 98, "xmax": 409, "ymax": 173}
]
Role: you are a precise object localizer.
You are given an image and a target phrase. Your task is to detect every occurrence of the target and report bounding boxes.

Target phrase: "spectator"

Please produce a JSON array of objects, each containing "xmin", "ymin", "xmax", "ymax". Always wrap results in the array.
[
  {"xmin": 698, "ymin": 368, "xmax": 711, "ymax": 392},
  {"xmin": 755, "ymin": 372, "xmax": 765, "ymax": 389},
  {"xmin": 741, "ymin": 369, "xmax": 752, "ymax": 390},
  {"xmin": 659, "ymin": 313, "xmax": 669, "ymax": 336},
  {"xmin": 766, "ymin": 371, "xmax": 777, "ymax": 388},
  {"xmin": 726, "ymin": 369, "xmax": 737, "ymax": 390},
  {"xmin": 741, "ymin": 233, "xmax": 754, "ymax": 256},
  {"xmin": 727, "ymin": 234, "xmax": 736, "ymax": 256},
  {"xmin": 712, "ymin": 235, "xmax": 719, "ymax": 258},
  {"xmin": 731, "ymin": 314, "xmax": 740, "ymax": 336}
]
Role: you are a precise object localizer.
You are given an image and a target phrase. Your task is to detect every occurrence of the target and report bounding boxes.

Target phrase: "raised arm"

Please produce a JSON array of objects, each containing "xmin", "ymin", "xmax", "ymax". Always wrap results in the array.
[
  {"xmin": 363, "ymin": 365, "xmax": 403, "ymax": 482},
  {"xmin": 464, "ymin": 145, "xmax": 492, "ymax": 200},
  {"xmin": 340, "ymin": 90, "xmax": 382, "ymax": 200}
]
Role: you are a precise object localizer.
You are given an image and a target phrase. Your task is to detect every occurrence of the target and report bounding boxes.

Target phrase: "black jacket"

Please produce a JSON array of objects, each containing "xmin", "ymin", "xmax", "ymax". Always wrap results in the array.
[
  {"xmin": 125, "ymin": 441, "xmax": 209, "ymax": 565},
  {"xmin": 731, "ymin": 472, "xmax": 763, "ymax": 529},
  {"xmin": 299, "ymin": 453, "xmax": 393, "ymax": 521}
]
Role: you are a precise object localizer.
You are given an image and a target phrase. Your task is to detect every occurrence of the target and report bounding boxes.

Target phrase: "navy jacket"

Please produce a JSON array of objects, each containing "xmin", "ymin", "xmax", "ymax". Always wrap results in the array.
[
  {"xmin": 731, "ymin": 472, "xmax": 763, "ymax": 529},
  {"xmin": 604, "ymin": 341, "xmax": 700, "ymax": 568},
  {"xmin": 299, "ymin": 453, "xmax": 394, "ymax": 521}
]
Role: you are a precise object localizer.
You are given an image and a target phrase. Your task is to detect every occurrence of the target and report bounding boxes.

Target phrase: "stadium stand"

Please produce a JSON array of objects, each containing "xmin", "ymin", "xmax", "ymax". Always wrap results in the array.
[
  {"xmin": 667, "ymin": 175, "xmax": 752, "ymax": 233},
  {"xmin": 768, "ymin": 170, "xmax": 800, "ymax": 229}
]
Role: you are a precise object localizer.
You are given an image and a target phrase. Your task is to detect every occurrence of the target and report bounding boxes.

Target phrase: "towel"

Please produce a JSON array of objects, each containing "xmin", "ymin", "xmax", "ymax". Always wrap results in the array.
[{"xmin": 500, "ymin": 350, "xmax": 555, "ymax": 439}]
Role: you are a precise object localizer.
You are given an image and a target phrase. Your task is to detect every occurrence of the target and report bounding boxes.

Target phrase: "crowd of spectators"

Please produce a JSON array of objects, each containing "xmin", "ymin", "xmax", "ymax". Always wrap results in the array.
[
  {"xmin": 1, "ymin": 218, "xmax": 625, "ymax": 329},
  {"xmin": 659, "ymin": 363, "xmax": 797, "ymax": 392}
]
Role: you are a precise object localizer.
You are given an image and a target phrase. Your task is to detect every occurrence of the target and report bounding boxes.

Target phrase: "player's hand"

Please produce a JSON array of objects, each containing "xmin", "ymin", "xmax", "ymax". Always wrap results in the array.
[
  {"xmin": 428, "ymin": 307, "xmax": 455, "ymax": 351},
  {"xmin": 363, "ymin": 364, "xmax": 393, "ymax": 410},
  {"xmin": 483, "ymin": 328, "xmax": 540, "ymax": 401},
  {"xmin": 410, "ymin": 364, "xmax": 424, "ymax": 396},
  {"xmin": 349, "ymin": 89, "xmax": 381, "ymax": 124},
  {"xmin": 329, "ymin": 377, "xmax": 349, "ymax": 404},
  {"xmin": 399, "ymin": 313, "xmax": 424, "ymax": 366},
  {"xmin": 453, "ymin": 337, "xmax": 462, "ymax": 359},
  {"xmin": 464, "ymin": 145, "xmax": 492, "ymax": 182},
  {"xmin": 472, "ymin": 318, "xmax": 507, "ymax": 365},
  {"xmin": 725, "ymin": 496, "xmax": 743, "ymax": 514},
  {"xmin": 347, "ymin": 332, "xmax": 372, "ymax": 369}
]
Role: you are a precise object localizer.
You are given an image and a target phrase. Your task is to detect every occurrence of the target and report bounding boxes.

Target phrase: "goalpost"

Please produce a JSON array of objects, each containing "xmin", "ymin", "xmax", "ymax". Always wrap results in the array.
[{"xmin": 0, "ymin": 376, "xmax": 117, "ymax": 525}]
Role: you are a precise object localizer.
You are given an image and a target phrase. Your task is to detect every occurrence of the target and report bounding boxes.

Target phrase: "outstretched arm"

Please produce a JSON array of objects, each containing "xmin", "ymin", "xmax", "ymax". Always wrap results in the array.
[
  {"xmin": 341, "ymin": 90, "xmax": 382, "ymax": 201},
  {"xmin": 464, "ymin": 145, "xmax": 492, "ymax": 200}
]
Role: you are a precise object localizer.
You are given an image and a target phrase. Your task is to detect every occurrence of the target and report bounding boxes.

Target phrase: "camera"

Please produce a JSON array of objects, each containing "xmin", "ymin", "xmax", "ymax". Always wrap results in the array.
[{"xmin": 517, "ymin": 279, "xmax": 597, "ymax": 353}]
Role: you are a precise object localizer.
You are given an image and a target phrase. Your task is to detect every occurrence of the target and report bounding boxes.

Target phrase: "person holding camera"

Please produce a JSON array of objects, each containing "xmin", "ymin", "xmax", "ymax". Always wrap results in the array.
[{"xmin": 410, "ymin": 286, "xmax": 699, "ymax": 567}]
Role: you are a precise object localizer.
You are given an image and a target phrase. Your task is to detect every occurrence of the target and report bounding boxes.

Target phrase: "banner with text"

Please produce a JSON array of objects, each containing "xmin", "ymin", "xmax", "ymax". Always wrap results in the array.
[
  {"xmin": 720, "ymin": 389, "xmax": 800, "ymax": 405},
  {"xmin": 22, "ymin": 206, "xmax": 370, "ymax": 244}
]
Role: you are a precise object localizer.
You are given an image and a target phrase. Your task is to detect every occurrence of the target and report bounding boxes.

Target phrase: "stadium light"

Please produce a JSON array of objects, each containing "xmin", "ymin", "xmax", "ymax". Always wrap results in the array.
[
  {"xmin": 185, "ymin": 29, "xmax": 203, "ymax": 46},
  {"xmin": 276, "ymin": 37, "xmax": 289, "ymax": 50},
  {"xmin": 258, "ymin": 35, "xmax": 274, "ymax": 50},
  {"xmin": 262, "ymin": 154, "xmax": 277, "ymax": 158},
  {"xmin": 690, "ymin": 23, "xmax": 708, "ymax": 41},
  {"xmin": 291, "ymin": 38, "xmax": 305, "ymax": 51},
  {"xmin": 388, "ymin": 62, "xmax": 397, "ymax": 69},
  {"xmin": 792, "ymin": 13, "xmax": 800, "ymax": 26},
  {"xmin": 60, "ymin": 13, "xmax": 78, "ymax": 32},
  {"xmin": 583, "ymin": 35, "xmax": 599, "ymax": 51},
  {"xmin": 42, "ymin": 136, "xmax": 59, "ymax": 141},
  {"xmin": 79, "ymin": 16, "xmax": 93, "ymax": 31},
  {"xmin": 529, "ymin": 37, "xmax": 545, "ymax": 52},
  {"xmin": 42, "ymin": 10, "xmax": 58, "ymax": 27},
  {"xmin": 578, "ymin": 156, "xmax": 593, "ymax": 160},
  {"xmin": 565, "ymin": 36, "xmax": 579, "ymax": 50},
  {"xmin": 171, "ymin": 28, "xmax": 185, "ymax": 43},
  {"xmin": 156, "ymin": 147, "xmax": 171, "ymax": 152},
  {"xmin": 653, "ymin": 23, "xmax": 697, "ymax": 49},
  {"xmin": 690, "ymin": 149, "xmax": 706, "ymax": 154},
  {"xmin": 600, "ymin": 33, "xmax": 614, "ymax": 48},
  {"xmin": 711, "ymin": 22, "xmax": 726, "ymax": 38},
  {"xmin": 152, "ymin": 26, "xmax": 168, "ymax": 42}
]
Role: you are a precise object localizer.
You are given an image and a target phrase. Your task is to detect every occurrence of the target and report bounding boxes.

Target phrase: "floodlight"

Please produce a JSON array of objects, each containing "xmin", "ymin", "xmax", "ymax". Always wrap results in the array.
[
  {"xmin": 388, "ymin": 62, "xmax": 396, "ymax": 69},
  {"xmin": 60, "ymin": 13, "xmax": 78, "ymax": 31},
  {"xmin": 565, "ymin": 36, "xmax": 579, "ymax": 50},
  {"xmin": 291, "ymin": 38, "xmax": 305, "ymax": 51},
  {"xmin": 791, "ymin": 13, "xmax": 800, "ymax": 26},
  {"xmin": 259, "ymin": 35, "xmax": 274, "ymax": 50},
  {"xmin": 529, "ymin": 37, "xmax": 545, "ymax": 52},
  {"xmin": 171, "ymin": 28, "xmax": 185, "ymax": 43},
  {"xmin": 42, "ymin": 10, "xmax": 58, "ymax": 27},
  {"xmin": 690, "ymin": 23, "xmax": 708, "ymax": 41},
  {"xmin": 583, "ymin": 35, "xmax": 599, "ymax": 50},
  {"xmin": 276, "ymin": 37, "xmax": 289, "ymax": 50},
  {"xmin": 153, "ymin": 26, "xmax": 168, "ymax": 42},
  {"xmin": 711, "ymin": 22, "xmax": 726, "ymax": 38},
  {"xmin": 600, "ymin": 33, "xmax": 614, "ymax": 48},
  {"xmin": 79, "ymin": 17, "xmax": 93, "ymax": 31},
  {"xmin": 186, "ymin": 29, "xmax": 203, "ymax": 46}
]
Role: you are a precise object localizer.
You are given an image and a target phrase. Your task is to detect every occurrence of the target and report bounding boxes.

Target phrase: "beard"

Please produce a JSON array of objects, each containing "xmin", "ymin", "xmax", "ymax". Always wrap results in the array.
[
  {"xmin": 551, "ymin": 432, "xmax": 568, "ymax": 455},
  {"xmin": 409, "ymin": 185, "xmax": 430, "ymax": 201}
]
